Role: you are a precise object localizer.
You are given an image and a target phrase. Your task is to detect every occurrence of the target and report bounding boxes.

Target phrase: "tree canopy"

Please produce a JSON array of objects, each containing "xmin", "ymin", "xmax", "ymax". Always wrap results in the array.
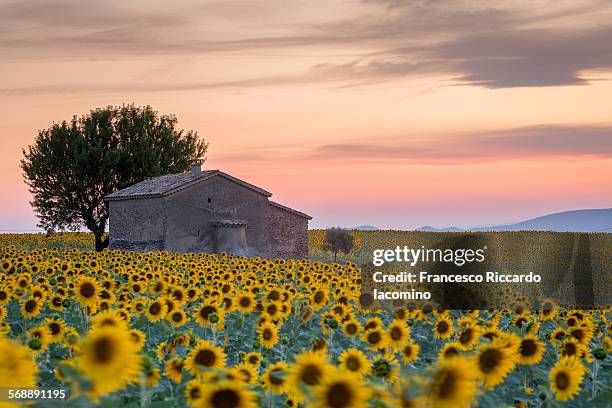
[
  {"xmin": 323, "ymin": 227, "xmax": 355, "ymax": 262},
  {"xmin": 21, "ymin": 104, "xmax": 208, "ymax": 251}
]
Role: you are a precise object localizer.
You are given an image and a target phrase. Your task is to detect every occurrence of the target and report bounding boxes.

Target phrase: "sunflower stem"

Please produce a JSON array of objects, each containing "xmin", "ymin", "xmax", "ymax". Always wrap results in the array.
[{"xmin": 591, "ymin": 359, "xmax": 598, "ymax": 399}]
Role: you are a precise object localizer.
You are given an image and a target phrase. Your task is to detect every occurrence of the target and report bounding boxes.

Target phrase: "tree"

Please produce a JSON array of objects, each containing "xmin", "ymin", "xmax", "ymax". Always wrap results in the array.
[
  {"xmin": 21, "ymin": 104, "xmax": 208, "ymax": 251},
  {"xmin": 323, "ymin": 227, "xmax": 355, "ymax": 262}
]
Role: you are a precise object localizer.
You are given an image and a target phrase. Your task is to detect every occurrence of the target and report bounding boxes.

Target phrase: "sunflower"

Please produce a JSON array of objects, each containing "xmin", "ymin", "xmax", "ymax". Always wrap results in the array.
[
  {"xmin": 145, "ymin": 299, "xmax": 167, "ymax": 322},
  {"xmin": 194, "ymin": 302, "xmax": 225, "ymax": 328},
  {"xmin": 165, "ymin": 357, "xmax": 185, "ymax": 384},
  {"xmin": 168, "ymin": 309, "xmax": 188, "ymax": 327},
  {"xmin": 185, "ymin": 340, "xmax": 227, "ymax": 377},
  {"xmin": 338, "ymin": 348, "xmax": 371, "ymax": 377},
  {"xmin": 258, "ymin": 321, "xmax": 280, "ymax": 349},
  {"xmin": 287, "ymin": 351, "xmax": 334, "ymax": 402},
  {"xmin": 91, "ymin": 309, "xmax": 129, "ymax": 330},
  {"xmin": 551, "ymin": 327, "xmax": 567, "ymax": 344},
  {"xmin": 28, "ymin": 326, "xmax": 51, "ymax": 351},
  {"xmin": 0, "ymin": 336, "xmax": 37, "ymax": 391},
  {"xmin": 261, "ymin": 361, "xmax": 289, "ymax": 395},
  {"xmin": 44, "ymin": 317, "xmax": 67, "ymax": 342},
  {"xmin": 342, "ymin": 319, "xmax": 361, "ymax": 337},
  {"xmin": 75, "ymin": 276, "xmax": 100, "ymax": 306},
  {"xmin": 424, "ymin": 356, "xmax": 477, "ymax": 408},
  {"xmin": 128, "ymin": 329, "xmax": 146, "ymax": 350},
  {"xmin": 243, "ymin": 351, "xmax": 263, "ymax": 368},
  {"xmin": 474, "ymin": 342, "xmax": 516, "ymax": 389},
  {"xmin": 144, "ymin": 366, "xmax": 161, "ymax": 387},
  {"xmin": 517, "ymin": 335, "xmax": 545, "ymax": 365},
  {"xmin": 433, "ymin": 315, "xmax": 455, "ymax": 340},
  {"xmin": 362, "ymin": 328, "xmax": 387, "ymax": 351},
  {"xmin": 21, "ymin": 297, "xmax": 41, "ymax": 319},
  {"xmin": 386, "ymin": 319, "xmax": 410, "ymax": 351},
  {"xmin": 185, "ymin": 379, "xmax": 205, "ymax": 407},
  {"xmin": 457, "ymin": 324, "xmax": 480, "ymax": 350},
  {"xmin": 549, "ymin": 356, "xmax": 586, "ymax": 401},
  {"xmin": 197, "ymin": 380, "xmax": 256, "ymax": 408},
  {"xmin": 234, "ymin": 292, "xmax": 256, "ymax": 313},
  {"xmin": 312, "ymin": 371, "xmax": 369, "ymax": 408},
  {"xmin": 231, "ymin": 362, "xmax": 258, "ymax": 384},
  {"xmin": 439, "ymin": 342, "xmax": 462, "ymax": 361},
  {"xmin": 539, "ymin": 299, "xmax": 558, "ymax": 320},
  {"xmin": 560, "ymin": 338, "xmax": 584, "ymax": 358},
  {"xmin": 77, "ymin": 326, "xmax": 141, "ymax": 397},
  {"xmin": 400, "ymin": 341, "xmax": 420, "ymax": 364},
  {"xmin": 371, "ymin": 355, "xmax": 400, "ymax": 383}
]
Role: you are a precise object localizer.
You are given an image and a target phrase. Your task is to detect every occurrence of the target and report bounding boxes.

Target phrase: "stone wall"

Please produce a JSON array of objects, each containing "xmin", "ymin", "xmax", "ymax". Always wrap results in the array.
[
  {"xmin": 108, "ymin": 197, "xmax": 167, "ymax": 243},
  {"xmin": 164, "ymin": 176, "xmax": 270, "ymax": 256},
  {"xmin": 268, "ymin": 205, "xmax": 309, "ymax": 259},
  {"xmin": 109, "ymin": 239, "xmax": 165, "ymax": 252}
]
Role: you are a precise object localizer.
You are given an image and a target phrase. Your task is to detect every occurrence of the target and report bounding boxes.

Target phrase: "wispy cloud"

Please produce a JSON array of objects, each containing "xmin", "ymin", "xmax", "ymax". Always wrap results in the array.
[
  {"xmin": 217, "ymin": 125, "xmax": 612, "ymax": 164},
  {"xmin": 2, "ymin": 0, "xmax": 612, "ymax": 90}
]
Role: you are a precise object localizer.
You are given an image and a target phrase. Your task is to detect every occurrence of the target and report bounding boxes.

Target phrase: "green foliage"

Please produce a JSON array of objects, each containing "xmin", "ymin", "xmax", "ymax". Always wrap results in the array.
[{"xmin": 20, "ymin": 104, "xmax": 207, "ymax": 251}]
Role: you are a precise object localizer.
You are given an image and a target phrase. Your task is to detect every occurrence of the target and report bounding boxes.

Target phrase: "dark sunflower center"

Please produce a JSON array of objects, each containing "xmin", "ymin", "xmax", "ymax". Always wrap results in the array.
[
  {"xmin": 444, "ymin": 347, "xmax": 459, "ymax": 358},
  {"xmin": 570, "ymin": 329, "xmax": 584, "ymax": 341},
  {"xmin": 437, "ymin": 321, "xmax": 449, "ymax": 333},
  {"xmin": 520, "ymin": 339, "xmax": 537, "ymax": 356},
  {"xmin": 301, "ymin": 364, "xmax": 322, "ymax": 385},
  {"xmin": 262, "ymin": 329, "xmax": 273, "ymax": 340},
  {"xmin": 80, "ymin": 282, "xmax": 95, "ymax": 298},
  {"xmin": 403, "ymin": 346, "xmax": 413, "ymax": 357},
  {"xmin": 314, "ymin": 291, "xmax": 324, "ymax": 303},
  {"xmin": 195, "ymin": 349, "xmax": 216, "ymax": 367},
  {"xmin": 346, "ymin": 357, "xmax": 360, "ymax": 371},
  {"xmin": 200, "ymin": 306, "xmax": 215, "ymax": 320},
  {"xmin": 189, "ymin": 387, "xmax": 201, "ymax": 399},
  {"xmin": 49, "ymin": 322, "xmax": 61, "ymax": 335},
  {"xmin": 555, "ymin": 372, "xmax": 569, "ymax": 390},
  {"xmin": 211, "ymin": 389, "xmax": 239, "ymax": 408},
  {"xmin": 269, "ymin": 370, "xmax": 283, "ymax": 385},
  {"xmin": 478, "ymin": 349, "xmax": 502, "ymax": 373},
  {"xmin": 459, "ymin": 329, "xmax": 473, "ymax": 344},
  {"xmin": 437, "ymin": 371, "xmax": 456, "ymax": 399},
  {"xmin": 345, "ymin": 324, "xmax": 357, "ymax": 335},
  {"xmin": 326, "ymin": 382, "xmax": 352, "ymax": 408},
  {"xmin": 563, "ymin": 342, "xmax": 577, "ymax": 356},
  {"xmin": 93, "ymin": 337, "xmax": 114, "ymax": 363},
  {"xmin": 368, "ymin": 331, "xmax": 381, "ymax": 344},
  {"xmin": 172, "ymin": 312, "xmax": 183, "ymax": 322},
  {"xmin": 239, "ymin": 297, "xmax": 251, "ymax": 307},
  {"xmin": 149, "ymin": 303, "xmax": 161, "ymax": 315},
  {"xmin": 24, "ymin": 299, "xmax": 37, "ymax": 312},
  {"xmin": 391, "ymin": 327, "xmax": 403, "ymax": 340}
]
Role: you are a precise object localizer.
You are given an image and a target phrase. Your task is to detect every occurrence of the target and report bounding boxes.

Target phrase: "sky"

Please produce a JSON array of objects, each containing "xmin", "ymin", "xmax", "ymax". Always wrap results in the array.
[{"xmin": 1, "ymin": 0, "xmax": 612, "ymax": 230}]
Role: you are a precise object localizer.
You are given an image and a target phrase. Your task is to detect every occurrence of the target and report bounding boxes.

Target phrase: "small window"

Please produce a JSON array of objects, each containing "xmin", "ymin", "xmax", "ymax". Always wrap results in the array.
[{"xmin": 207, "ymin": 197, "xmax": 212, "ymax": 203}]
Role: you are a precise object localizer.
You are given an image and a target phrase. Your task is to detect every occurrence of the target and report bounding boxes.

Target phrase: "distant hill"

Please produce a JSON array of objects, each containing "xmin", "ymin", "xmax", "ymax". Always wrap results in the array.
[
  {"xmin": 416, "ymin": 208, "xmax": 612, "ymax": 233},
  {"xmin": 416, "ymin": 225, "xmax": 465, "ymax": 232},
  {"xmin": 351, "ymin": 225, "xmax": 379, "ymax": 230}
]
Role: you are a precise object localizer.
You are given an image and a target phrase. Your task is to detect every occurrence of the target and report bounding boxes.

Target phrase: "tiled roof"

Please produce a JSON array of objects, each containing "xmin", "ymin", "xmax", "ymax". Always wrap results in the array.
[
  {"xmin": 105, "ymin": 169, "xmax": 272, "ymax": 200},
  {"xmin": 270, "ymin": 201, "xmax": 312, "ymax": 220}
]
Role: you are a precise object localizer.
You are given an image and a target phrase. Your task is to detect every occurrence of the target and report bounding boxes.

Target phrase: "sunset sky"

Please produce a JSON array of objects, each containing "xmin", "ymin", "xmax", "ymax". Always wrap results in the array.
[{"xmin": 1, "ymin": 0, "xmax": 612, "ymax": 231}]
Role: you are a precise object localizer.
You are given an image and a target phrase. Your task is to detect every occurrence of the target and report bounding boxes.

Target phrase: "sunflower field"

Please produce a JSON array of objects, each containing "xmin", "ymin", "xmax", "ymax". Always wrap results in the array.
[{"xmin": 0, "ymin": 233, "xmax": 610, "ymax": 407}]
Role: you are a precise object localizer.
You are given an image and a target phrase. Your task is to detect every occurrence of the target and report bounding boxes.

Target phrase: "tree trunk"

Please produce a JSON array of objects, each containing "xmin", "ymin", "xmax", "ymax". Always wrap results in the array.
[{"xmin": 94, "ymin": 232, "xmax": 109, "ymax": 252}]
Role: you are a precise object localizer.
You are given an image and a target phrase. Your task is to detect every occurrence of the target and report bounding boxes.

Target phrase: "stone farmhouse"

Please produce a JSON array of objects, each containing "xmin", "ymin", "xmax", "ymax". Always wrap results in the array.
[{"xmin": 105, "ymin": 161, "xmax": 311, "ymax": 258}]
